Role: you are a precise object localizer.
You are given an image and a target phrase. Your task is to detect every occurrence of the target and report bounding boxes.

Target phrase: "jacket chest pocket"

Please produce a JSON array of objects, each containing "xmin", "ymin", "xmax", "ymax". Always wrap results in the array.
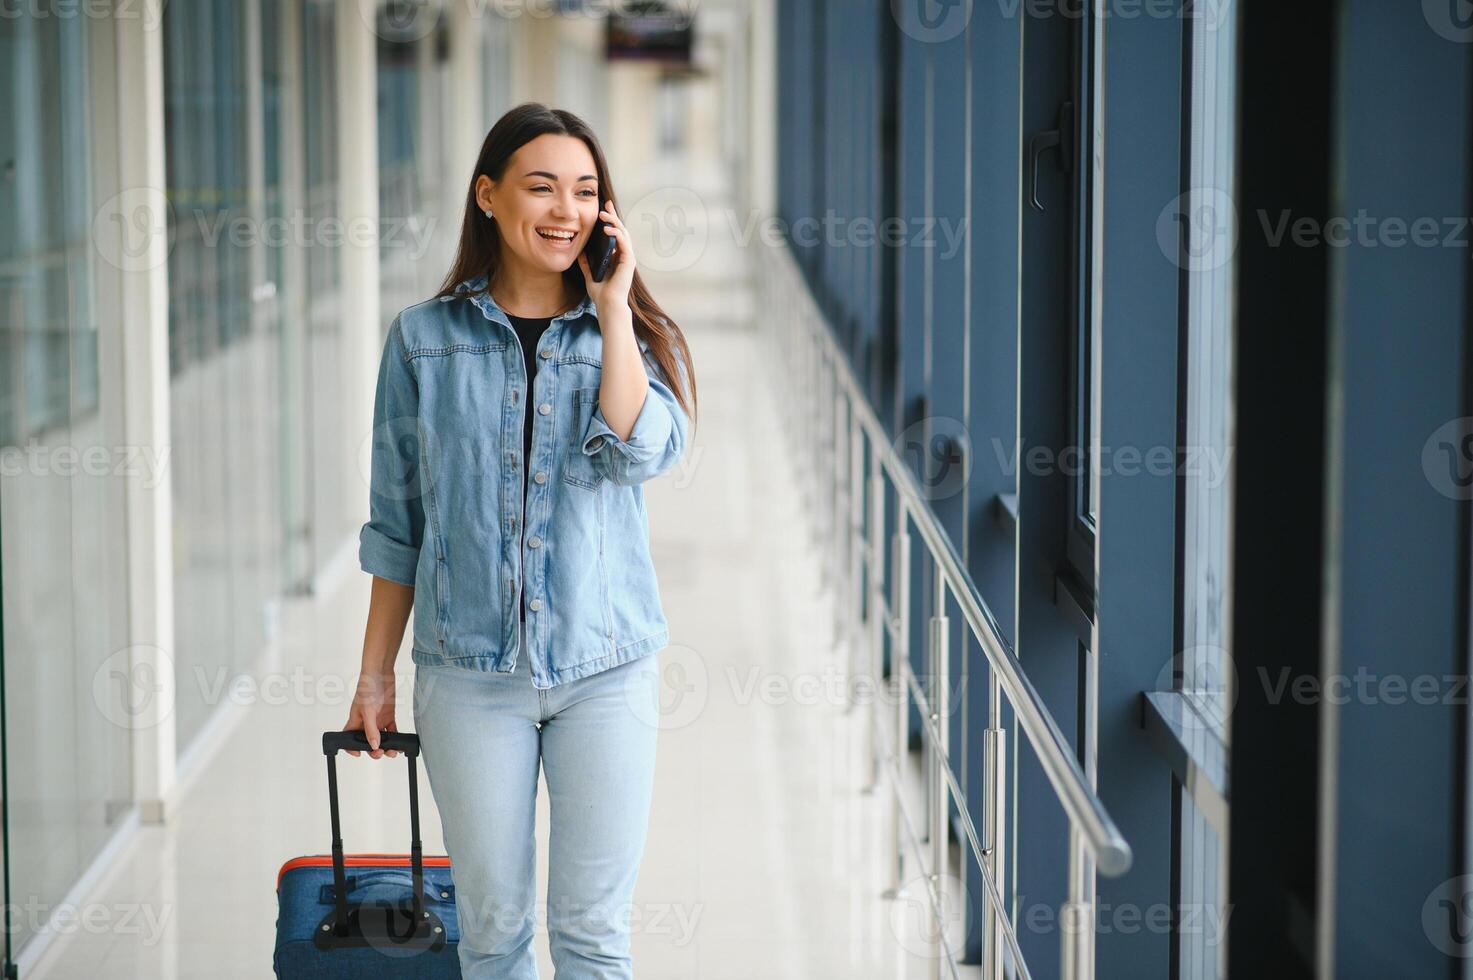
[{"xmin": 563, "ymin": 386, "xmax": 607, "ymax": 491}]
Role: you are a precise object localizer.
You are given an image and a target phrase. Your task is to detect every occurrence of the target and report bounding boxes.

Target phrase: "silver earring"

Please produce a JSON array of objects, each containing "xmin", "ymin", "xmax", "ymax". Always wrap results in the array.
[{"xmin": 484, "ymin": 208, "xmax": 493, "ymax": 218}]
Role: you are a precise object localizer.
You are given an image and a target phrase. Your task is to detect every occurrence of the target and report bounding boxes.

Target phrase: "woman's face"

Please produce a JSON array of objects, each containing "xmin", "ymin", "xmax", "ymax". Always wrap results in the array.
[{"xmin": 479, "ymin": 133, "xmax": 602, "ymax": 277}]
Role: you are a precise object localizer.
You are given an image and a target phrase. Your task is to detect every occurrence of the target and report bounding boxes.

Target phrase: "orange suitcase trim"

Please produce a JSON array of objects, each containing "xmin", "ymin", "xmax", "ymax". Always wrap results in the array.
[{"xmin": 276, "ymin": 853, "xmax": 452, "ymax": 891}]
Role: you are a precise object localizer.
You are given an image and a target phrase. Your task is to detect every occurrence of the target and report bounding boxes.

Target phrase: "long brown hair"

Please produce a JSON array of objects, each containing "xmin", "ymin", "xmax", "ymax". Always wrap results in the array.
[{"xmin": 435, "ymin": 102, "xmax": 697, "ymax": 430}]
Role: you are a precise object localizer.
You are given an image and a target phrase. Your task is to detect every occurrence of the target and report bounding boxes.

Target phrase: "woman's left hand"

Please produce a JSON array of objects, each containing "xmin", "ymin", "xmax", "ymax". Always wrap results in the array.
[{"xmin": 578, "ymin": 199, "xmax": 636, "ymax": 314}]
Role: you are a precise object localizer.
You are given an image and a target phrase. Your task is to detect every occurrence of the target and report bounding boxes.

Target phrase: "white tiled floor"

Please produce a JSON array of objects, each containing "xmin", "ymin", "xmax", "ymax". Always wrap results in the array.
[{"xmin": 28, "ymin": 182, "xmax": 973, "ymax": 979}]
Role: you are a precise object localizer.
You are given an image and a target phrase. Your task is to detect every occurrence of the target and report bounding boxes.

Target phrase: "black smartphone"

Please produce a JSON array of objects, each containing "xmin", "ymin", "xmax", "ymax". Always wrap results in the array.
[{"xmin": 584, "ymin": 220, "xmax": 617, "ymax": 282}]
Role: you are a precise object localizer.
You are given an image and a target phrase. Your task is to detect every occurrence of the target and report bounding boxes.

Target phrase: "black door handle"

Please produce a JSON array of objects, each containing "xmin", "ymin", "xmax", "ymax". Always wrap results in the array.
[{"xmin": 1028, "ymin": 100, "xmax": 1075, "ymax": 212}]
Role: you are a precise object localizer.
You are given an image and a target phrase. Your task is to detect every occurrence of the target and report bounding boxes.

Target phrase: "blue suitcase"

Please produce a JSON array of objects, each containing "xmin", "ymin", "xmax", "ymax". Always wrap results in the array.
[{"xmin": 273, "ymin": 730, "xmax": 462, "ymax": 977}]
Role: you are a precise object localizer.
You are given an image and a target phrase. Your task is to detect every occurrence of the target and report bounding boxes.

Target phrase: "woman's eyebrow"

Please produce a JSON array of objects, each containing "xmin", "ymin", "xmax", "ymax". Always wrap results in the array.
[{"xmin": 523, "ymin": 170, "xmax": 598, "ymax": 182}]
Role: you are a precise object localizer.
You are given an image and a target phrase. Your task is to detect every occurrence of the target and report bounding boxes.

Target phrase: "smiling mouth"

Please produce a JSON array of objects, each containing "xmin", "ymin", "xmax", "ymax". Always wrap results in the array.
[{"xmin": 536, "ymin": 228, "xmax": 577, "ymax": 245}]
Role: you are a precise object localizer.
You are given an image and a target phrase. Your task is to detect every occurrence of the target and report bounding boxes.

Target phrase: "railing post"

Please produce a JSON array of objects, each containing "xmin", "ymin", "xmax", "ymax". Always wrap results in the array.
[
  {"xmin": 828, "ymin": 360, "xmax": 841, "ymax": 584},
  {"xmin": 815, "ymin": 337, "xmax": 827, "ymax": 546},
  {"xmin": 801, "ymin": 308, "xmax": 813, "ymax": 512},
  {"xmin": 928, "ymin": 562, "xmax": 950, "ymax": 980},
  {"xmin": 814, "ymin": 338, "xmax": 828, "ymax": 553},
  {"xmin": 831, "ymin": 384, "xmax": 847, "ymax": 650},
  {"xmin": 1062, "ymin": 825, "xmax": 1096, "ymax": 980},
  {"xmin": 812, "ymin": 333, "xmax": 821, "ymax": 520},
  {"xmin": 864, "ymin": 451, "xmax": 884, "ymax": 792},
  {"xmin": 824, "ymin": 362, "xmax": 833, "ymax": 559},
  {"xmin": 844, "ymin": 404, "xmax": 864, "ymax": 705},
  {"xmin": 886, "ymin": 508, "xmax": 911, "ymax": 899},
  {"xmin": 778, "ymin": 256, "xmax": 788, "ymax": 408},
  {"xmin": 984, "ymin": 676, "xmax": 1007, "ymax": 980},
  {"xmin": 803, "ymin": 329, "xmax": 816, "ymax": 521}
]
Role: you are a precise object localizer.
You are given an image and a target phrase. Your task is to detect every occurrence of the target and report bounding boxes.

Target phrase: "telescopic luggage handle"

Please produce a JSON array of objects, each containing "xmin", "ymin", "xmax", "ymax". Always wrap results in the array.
[
  {"xmin": 318, "ymin": 729, "xmax": 438, "ymax": 952},
  {"xmin": 323, "ymin": 730, "xmax": 420, "ymax": 757}
]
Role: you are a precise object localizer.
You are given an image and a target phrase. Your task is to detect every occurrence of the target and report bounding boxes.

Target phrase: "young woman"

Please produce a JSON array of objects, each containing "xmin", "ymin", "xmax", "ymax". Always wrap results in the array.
[{"xmin": 342, "ymin": 102, "xmax": 697, "ymax": 978}]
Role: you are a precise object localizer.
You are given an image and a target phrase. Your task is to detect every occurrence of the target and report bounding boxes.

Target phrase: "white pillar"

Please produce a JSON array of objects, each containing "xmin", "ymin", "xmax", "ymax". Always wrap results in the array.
[
  {"xmin": 746, "ymin": 0, "xmax": 777, "ymax": 218},
  {"xmin": 338, "ymin": 0, "xmax": 381, "ymax": 527},
  {"xmin": 277, "ymin": 0, "xmax": 313, "ymax": 592},
  {"xmin": 606, "ymin": 63, "xmax": 662, "ymax": 195},
  {"xmin": 449, "ymin": 0, "xmax": 485, "ymax": 165},
  {"xmin": 115, "ymin": 0, "xmax": 177, "ymax": 824},
  {"xmin": 519, "ymin": 12, "xmax": 560, "ymax": 105},
  {"xmin": 448, "ymin": 0, "xmax": 485, "ymax": 241}
]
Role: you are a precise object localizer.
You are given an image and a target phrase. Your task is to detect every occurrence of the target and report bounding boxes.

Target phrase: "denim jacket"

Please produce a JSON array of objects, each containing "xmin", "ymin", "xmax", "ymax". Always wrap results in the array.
[{"xmin": 358, "ymin": 274, "xmax": 689, "ymax": 688}]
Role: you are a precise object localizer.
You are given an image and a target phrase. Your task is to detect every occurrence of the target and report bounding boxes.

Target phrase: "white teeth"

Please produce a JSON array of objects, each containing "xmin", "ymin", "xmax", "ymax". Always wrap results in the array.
[{"xmin": 538, "ymin": 229, "xmax": 574, "ymax": 241}]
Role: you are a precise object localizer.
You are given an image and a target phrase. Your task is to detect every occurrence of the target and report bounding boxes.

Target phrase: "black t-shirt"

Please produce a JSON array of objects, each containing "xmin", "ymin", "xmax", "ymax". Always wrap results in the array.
[{"xmin": 506, "ymin": 314, "xmax": 552, "ymax": 620}]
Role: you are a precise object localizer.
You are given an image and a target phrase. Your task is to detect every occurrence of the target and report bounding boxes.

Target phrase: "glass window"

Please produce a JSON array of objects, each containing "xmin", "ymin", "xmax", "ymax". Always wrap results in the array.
[
  {"xmin": 299, "ymin": 0, "xmax": 353, "ymax": 582},
  {"xmin": 1178, "ymin": 7, "xmax": 1237, "ymax": 979},
  {"xmin": 1181, "ymin": 0, "xmax": 1236, "ymax": 749},
  {"xmin": 1067, "ymin": 8, "xmax": 1105, "ymax": 585},
  {"xmin": 377, "ymin": 14, "xmax": 456, "ymax": 336},
  {"xmin": 164, "ymin": 0, "xmax": 286, "ymax": 749},
  {"xmin": 0, "ymin": 11, "xmax": 133, "ymax": 963}
]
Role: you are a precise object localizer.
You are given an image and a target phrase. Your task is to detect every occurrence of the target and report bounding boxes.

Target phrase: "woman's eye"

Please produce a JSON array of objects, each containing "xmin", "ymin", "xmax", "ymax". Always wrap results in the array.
[{"xmin": 530, "ymin": 185, "xmax": 596, "ymax": 197}]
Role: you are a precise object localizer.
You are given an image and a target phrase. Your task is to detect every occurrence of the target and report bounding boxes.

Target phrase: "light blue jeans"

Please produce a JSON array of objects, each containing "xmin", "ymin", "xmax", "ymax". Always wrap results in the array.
[{"xmin": 413, "ymin": 620, "xmax": 660, "ymax": 978}]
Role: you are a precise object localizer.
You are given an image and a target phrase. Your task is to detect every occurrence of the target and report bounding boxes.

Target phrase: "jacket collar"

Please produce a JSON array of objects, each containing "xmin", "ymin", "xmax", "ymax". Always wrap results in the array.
[
  {"xmin": 453, "ymin": 273, "xmax": 596, "ymax": 324},
  {"xmin": 449, "ymin": 273, "xmax": 650, "ymax": 354}
]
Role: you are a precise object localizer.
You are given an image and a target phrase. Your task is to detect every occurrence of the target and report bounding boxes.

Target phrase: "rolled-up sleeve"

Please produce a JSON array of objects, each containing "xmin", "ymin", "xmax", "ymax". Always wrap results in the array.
[
  {"xmin": 579, "ymin": 342, "xmax": 689, "ymax": 486},
  {"xmin": 358, "ymin": 317, "xmax": 425, "ymax": 585}
]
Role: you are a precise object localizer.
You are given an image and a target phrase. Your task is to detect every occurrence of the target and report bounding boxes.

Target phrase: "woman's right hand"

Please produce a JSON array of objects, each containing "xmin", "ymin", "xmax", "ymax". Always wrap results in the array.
[{"xmin": 342, "ymin": 669, "xmax": 399, "ymax": 759}]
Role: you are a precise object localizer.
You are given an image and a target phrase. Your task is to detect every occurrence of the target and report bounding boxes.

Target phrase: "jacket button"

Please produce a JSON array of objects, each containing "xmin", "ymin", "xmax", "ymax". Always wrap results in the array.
[
  {"xmin": 528, "ymin": 598, "xmax": 542, "ymax": 611},
  {"xmin": 539, "ymin": 348, "xmax": 552, "ymax": 359},
  {"xmin": 528, "ymin": 535, "xmax": 541, "ymax": 548},
  {"xmin": 534, "ymin": 471, "xmax": 547, "ymax": 484},
  {"xmin": 538, "ymin": 402, "xmax": 551, "ymax": 415}
]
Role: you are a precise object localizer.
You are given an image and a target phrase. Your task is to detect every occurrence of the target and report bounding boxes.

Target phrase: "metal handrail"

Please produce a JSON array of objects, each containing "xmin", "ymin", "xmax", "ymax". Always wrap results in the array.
[
  {"xmin": 759, "ymin": 238, "xmax": 1132, "ymax": 979},
  {"xmin": 766, "ymin": 246, "xmax": 1132, "ymax": 877}
]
